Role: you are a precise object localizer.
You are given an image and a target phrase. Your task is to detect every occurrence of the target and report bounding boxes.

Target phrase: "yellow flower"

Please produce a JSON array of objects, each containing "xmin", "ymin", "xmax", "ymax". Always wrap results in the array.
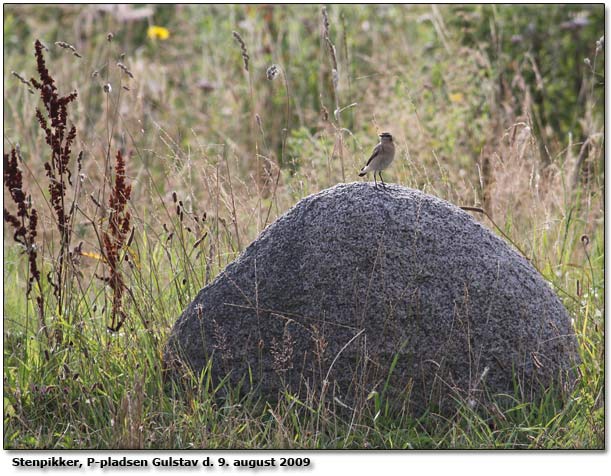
[
  {"xmin": 449, "ymin": 92, "xmax": 464, "ymax": 103},
  {"xmin": 147, "ymin": 25, "xmax": 170, "ymax": 41}
]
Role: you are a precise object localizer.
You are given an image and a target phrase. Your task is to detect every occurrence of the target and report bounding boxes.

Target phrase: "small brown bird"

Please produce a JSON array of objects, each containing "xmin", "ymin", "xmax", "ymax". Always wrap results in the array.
[{"xmin": 358, "ymin": 132, "xmax": 395, "ymax": 188}]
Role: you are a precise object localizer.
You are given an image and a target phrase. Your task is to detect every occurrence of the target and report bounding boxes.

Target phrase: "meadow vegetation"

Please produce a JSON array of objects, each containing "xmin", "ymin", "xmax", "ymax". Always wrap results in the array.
[{"xmin": 3, "ymin": 4, "xmax": 604, "ymax": 448}]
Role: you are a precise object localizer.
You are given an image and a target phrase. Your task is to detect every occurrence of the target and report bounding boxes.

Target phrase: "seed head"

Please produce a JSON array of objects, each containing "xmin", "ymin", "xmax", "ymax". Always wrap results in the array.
[
  {"xmin": 322, "ymin": 7, "xmax": 330, "ymax": 38},
  {"xmin": 266, "ymin": 64, "xmax": 280, "ymax": 80},
  {"xmin": 12, "ymin": 71, "xmax": 31, "ymax": 87},
  {"xmin": 55, "ymin": 41, "xmax": 82, "ymax": 58},
  {"xmin": 232, "ymin": 31, "xmax": 250, "ymax": 71},
  {"xmin": 116, "ymin": 62, "xmax": 134, "ymax": 79}
]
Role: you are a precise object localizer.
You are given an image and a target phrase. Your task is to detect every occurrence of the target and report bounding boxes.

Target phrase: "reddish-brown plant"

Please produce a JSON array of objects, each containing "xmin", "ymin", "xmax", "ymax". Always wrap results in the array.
[
  {"xmin": 30, "ymin": 39, "xmax": 82, "ymax": 314},
  {"xmin": 3, "ymin": 148, "xmax": 47, "ymax": 339},
  {"xmin": 101, "ymin": 150, "xmax": 133, "ymax": 332}
]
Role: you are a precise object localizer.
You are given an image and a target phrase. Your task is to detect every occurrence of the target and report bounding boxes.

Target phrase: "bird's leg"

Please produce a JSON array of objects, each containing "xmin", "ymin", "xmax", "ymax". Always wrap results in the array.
[
  {"xmin": 373, "ymin": 172, "xmax": 378, "ymax": 189},
  {"xmin": 380, "ymin": 172, "xmax": 386, "ymax": 189}
]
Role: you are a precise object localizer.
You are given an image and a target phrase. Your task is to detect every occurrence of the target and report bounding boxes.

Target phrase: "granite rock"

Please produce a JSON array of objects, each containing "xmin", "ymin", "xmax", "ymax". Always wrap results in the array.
[{"xmin": 165, "ymin": 183, "xmax": 578, "ymax": 413}]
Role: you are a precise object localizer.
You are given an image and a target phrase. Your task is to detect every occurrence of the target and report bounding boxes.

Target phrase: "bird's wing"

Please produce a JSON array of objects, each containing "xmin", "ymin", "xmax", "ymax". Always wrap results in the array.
[{"xmin": 365, "ymin": 143, "xmax": 382, "ymax": 166}]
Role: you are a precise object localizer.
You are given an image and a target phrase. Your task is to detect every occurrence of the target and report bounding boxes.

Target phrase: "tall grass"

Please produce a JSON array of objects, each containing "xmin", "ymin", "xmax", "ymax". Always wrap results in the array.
[{"xmin": 3, "ymin": 4, "xmax": 603, "ymax": 448}]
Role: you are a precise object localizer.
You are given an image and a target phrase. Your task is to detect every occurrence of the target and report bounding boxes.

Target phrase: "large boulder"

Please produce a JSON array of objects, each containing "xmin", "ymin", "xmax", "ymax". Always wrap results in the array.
[{"xmin": 165, "ymin": 183, "xmax": 578, "ymax": 414}]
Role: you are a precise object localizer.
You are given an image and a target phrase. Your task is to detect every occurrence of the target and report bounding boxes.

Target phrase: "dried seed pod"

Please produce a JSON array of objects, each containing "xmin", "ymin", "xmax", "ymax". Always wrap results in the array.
[
  {"xmin": 116, "ymin": 62, "xmax": 134, "ymax": 79},
  {"xmin": 266, "ymin": 64, "xmax": 280, "ymax": 80}
]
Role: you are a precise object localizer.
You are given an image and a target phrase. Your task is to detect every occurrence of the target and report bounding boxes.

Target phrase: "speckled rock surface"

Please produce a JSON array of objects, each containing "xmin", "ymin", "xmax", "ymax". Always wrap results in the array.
[{"xmin": 165, "ymin": 183, "xmax": 578, "ymax": 413}]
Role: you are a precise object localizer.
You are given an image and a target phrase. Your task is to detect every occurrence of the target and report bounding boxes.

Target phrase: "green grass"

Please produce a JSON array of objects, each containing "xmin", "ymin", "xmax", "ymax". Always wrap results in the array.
[{"xmin": 3, "ymin": 4, "xmax": 604, "ymax": 449}]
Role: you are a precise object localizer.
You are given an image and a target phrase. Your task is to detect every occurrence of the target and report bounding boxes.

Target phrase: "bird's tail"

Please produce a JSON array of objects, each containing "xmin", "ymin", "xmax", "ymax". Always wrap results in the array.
[{"xmin": 358, "ymin": 165, "xmax": 368, "ymax": 177}]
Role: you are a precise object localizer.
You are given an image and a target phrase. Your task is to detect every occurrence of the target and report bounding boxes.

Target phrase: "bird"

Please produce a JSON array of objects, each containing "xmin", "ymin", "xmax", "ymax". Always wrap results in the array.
[{"xmin": 358, "ymin": 132, "xmax": 395, "ymax": 189}]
